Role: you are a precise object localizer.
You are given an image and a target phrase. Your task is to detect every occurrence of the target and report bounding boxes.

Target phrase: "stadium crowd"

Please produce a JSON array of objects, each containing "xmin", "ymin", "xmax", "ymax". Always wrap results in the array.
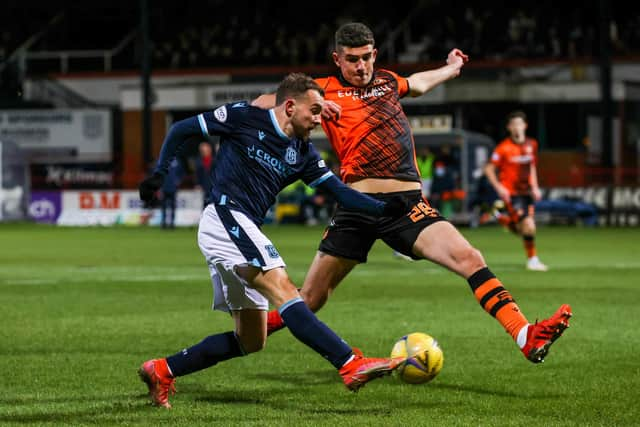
[{"xmin": 2, "ymin": 1, "xmax": 640, "ymax": 73}]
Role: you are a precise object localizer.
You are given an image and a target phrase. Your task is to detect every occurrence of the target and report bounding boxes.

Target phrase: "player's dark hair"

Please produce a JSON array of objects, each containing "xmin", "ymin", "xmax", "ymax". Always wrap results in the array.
[
  {"xmin": 335, "ymin": 22, "xmax": 375, "ymax": 50},
  {"xmin": 275, "ymin": 73, "xmax": 324, "ymax": 105},
  {"xmin": 507, "ymin": 110, "xmax": 527, "ymax": 123}
]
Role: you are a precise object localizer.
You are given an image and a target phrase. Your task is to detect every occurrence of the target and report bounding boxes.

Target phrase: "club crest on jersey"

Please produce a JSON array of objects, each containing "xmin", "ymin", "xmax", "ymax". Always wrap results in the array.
[
  {"xmin": 258, "ymin": 130, "xmax": 265, "ymax": 141},
  {"xmin": 265, "ymin": 245, "xmax": 280, "ymax": 258},
  {"xmin": 285, "ymin": 147, "xmax": 297, "ymax": 165},
  {"xmin": 214, "ymin": 105, "xmax": 227, "ymax": 122}
]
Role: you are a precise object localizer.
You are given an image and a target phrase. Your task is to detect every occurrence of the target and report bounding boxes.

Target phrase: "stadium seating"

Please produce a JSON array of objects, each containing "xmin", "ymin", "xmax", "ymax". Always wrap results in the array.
[{"xmin": 3, "ymin": 1, "xmax": 640, "ymax": 74}]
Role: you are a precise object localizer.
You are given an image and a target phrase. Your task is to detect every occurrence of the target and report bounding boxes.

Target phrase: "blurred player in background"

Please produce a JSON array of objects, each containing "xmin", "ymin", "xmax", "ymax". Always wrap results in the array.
[
  {"xmin": 136, "ymin": 73, "xmax": 410, "ymax": 408},
  {"xmin": 484, "ymin": 110, "xmax": 548, "ymax": 271},
  {"xmin": 255, "ymin": 23, "xmax": 571, "ymax": 364}
]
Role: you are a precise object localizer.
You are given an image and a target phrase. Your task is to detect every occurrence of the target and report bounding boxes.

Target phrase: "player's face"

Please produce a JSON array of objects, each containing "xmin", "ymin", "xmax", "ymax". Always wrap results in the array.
[
  {"xmin": 291, "ymin": 89, "xmax": 323, "ymax": 140},
  {"xmin": 333, "ymin": 45, "xmax": 377, "ymax": 87},
  {"xmin": 507, "ymin": 117, "xmax": 527, "ymax": 143}
]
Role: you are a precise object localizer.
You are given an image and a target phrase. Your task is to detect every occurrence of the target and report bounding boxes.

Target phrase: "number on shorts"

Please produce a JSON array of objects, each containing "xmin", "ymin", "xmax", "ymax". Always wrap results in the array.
[{"xmin": 408, "ymin": 202, "xmax": 437, "ymax": 223}]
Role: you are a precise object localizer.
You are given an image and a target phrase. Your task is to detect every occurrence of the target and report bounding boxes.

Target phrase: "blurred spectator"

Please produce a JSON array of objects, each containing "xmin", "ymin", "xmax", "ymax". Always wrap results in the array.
[
  {"xmin": 436, "ymin": 144, "xmax": 456, "ymax": 168},
  {"xmin": 300, "ymin": 185, "xmax": 335, "ymax": 226},
  {"xmin": 417, "ymin": 146, "xmax": 435, "ymax": 197},
  {"xmin": 469, "ymin": 174, "xmax": 499, "ymax": 227},
  {"xmin": 430, "ymin": 160, "xmax": 457, "ymax": 218},
  {"xmin": 161, "ymin": 157, "xmax": 184, "ymax": 229},
  {"xmin": 195, "ymin": 141, "xmax": 216, "ymax": 208}
]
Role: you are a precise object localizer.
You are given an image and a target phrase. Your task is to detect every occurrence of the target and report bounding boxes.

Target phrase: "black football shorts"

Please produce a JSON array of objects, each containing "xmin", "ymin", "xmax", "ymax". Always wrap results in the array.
[
  {"xmin": 318, "ymin": 190, "xmax": 447, "ymax": 263},
  {"xmin": 506, "ymin": 195, "xmax": 535, "ymax": 222}
]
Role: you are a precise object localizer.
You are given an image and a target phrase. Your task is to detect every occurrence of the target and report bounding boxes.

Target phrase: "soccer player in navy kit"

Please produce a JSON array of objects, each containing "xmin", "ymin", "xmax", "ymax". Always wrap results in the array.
[{"xmin": 137, "ymin": 73, "xmax": 410, "ymax": 408}]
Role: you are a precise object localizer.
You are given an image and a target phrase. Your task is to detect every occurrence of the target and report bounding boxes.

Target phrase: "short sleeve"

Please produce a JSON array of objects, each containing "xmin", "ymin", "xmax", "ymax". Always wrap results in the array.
[
  {"xmin": 490, "ymin": 142, "xmax": 506, "ymax": 166},
  {"xmin": 530, "ymin": 139, "xmax": 539, "ymax": 165},
  {"xmin": 383, "ymin": 70, "xmax": 410, "ymax": 98}
]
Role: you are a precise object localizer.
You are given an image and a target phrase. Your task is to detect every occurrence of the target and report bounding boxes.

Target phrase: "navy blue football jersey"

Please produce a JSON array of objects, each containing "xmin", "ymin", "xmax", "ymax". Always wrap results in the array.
[{"xmin": 196, "ymin": 101, "xmax": 331, "ymax": 225}]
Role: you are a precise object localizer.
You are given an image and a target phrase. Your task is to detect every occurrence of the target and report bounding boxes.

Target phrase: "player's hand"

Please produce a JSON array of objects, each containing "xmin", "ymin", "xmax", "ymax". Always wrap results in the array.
[
  {"xmin": 497, "ymin": 185, "xmax": 511, "ymax": 203},
  {"xmin": 322, "ymin": 100, "xmax": 342, "ymax": 121},
  {"xmin": 447, "ymin": 49, "xmax": 468, "ymax": 78},
  {"xmin": 139, "ymin": 172, "xmax": 164, "ymax": 206},
  {"xmin": 447, "ymin": 48, "xmax": 469, "ymax": 65},
  {"xmin": 531, "ymin": 187, "xmax": 542, "ymax": 202},
  {"xmin": 382, "ymin": 196, "xmax": 413, "ymax": 217}
]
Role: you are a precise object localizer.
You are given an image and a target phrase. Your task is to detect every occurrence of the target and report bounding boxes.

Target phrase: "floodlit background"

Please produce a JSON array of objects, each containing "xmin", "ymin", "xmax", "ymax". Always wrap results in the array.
[
  {"xmin": 1, "ymin": 2, "xmax": 639, "ymax": 425},
  {"xmin": 1, "ymin": 0, "xmax": 639, "ymax": 225}
]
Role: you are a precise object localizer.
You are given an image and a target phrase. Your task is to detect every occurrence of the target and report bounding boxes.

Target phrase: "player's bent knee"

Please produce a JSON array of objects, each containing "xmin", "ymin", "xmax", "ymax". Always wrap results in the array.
[
  {"xmin": 522, "ymin": 222, "xmax": 536, "ymax": 235},
  {"xmin": 244, "ymin": 342, "xmax": 266, "ymax": 354},
  {"xmin": 300, "ymin": 289, "xmax": 328, "ymax": 312},
  {"xmin": 238, "ymin": 336, "xmax": 266, "ymax": 354},
  {"xmin": 458, "ymin": 246, "xmax": 486, "ymax": 273}
]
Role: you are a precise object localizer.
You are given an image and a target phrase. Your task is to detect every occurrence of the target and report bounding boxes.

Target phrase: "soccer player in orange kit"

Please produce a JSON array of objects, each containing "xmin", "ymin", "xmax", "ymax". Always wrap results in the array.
[
  {"xmin": 254, "ymin": 23, "xmax": 570, "ymax": 363},
  {"xmin": 484, "ymin": 110, "xmax": 548, "ymax": 271}
]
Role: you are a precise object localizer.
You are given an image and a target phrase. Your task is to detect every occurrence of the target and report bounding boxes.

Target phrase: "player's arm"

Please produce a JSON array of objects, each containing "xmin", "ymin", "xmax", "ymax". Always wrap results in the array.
[
  {"xmin": 154, "ymin": 117, "xmax": 204, "ymax": 175},
  {"xmin": 312, "ymin": 174, "xmax": 409, "ymax": 217},
  {"xmin": 530, "ymin": 163, "xmax": 542, "ymax": 201},
  {"xmin": 252, "ymin": 93, "xmax": 341, "ymax": 121},
  {"xmin": 483, "ymin": 162, "xmax": 510, "ymax": 202},
  {"xmin": 139, "ymin": 117, "xmax": 205, "ymax": 204},
  {"xmin": 407, "ymin": 48, "xmax": 468, "ymax": 97}
]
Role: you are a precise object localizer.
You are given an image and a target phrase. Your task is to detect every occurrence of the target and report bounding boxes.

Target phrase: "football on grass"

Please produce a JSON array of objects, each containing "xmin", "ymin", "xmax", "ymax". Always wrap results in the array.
[{"xmin": 391, "ymin": 332, "xmax": 444, "ymax": 384}]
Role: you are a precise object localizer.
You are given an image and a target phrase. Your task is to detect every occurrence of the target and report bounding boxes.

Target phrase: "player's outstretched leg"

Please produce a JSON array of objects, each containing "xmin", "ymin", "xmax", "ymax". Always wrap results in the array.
[
  {"xmin": 138, "ymin": 331, "xmax": 245, "ymax": 408},
  {"xmin": 138, "ymin": 359, "xmax": 176, "ymax": 408},
  {"xmin": 278, "ymin": 298, "xmax": 405, "ymax": 391},
  {"xmin": 467, "ymin": 268, "xmax": 571, "ymax": 362},
  {"xmin": 339, "ymin": 347, "xmax": 404, "ymax": 392},
  {"xmin": 521, "ymin": 304, "xmax": 572, "ymax": 363}
]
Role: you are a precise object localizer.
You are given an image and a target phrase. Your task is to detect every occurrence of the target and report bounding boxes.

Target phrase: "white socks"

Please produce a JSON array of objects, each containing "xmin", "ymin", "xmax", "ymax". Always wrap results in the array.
[{"xmin": 516, "ymin": 324, "xmax": 530, "ymax": 348}]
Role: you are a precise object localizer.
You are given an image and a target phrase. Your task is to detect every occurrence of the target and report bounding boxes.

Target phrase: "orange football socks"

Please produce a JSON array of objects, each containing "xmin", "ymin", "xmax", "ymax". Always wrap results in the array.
[
  {"xmin": 523, "ymin": 235, "xmax": 536, "ymax": 258},
  {"xmin": 467, "ymin": 267, "xmax": 529, "ymax": 341}
]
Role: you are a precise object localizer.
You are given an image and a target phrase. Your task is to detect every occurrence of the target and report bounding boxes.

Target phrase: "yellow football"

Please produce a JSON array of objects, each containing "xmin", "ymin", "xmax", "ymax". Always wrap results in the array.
[{"xmin": 391, "ymin": 332, "xmax": 444, "ymax": 384}]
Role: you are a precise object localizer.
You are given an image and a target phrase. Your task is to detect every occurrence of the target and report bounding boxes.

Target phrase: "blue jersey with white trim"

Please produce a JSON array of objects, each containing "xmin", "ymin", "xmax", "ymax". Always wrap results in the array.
[{"xmin": 198, "ymin": 101, "xmax": 331, "ymax": 225}]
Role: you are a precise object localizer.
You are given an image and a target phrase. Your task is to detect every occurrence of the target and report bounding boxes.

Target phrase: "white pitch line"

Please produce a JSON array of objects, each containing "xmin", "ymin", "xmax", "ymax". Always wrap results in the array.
[{"xmin": 0, "ymin": 274, "xmax": 205, "ymax": 286}]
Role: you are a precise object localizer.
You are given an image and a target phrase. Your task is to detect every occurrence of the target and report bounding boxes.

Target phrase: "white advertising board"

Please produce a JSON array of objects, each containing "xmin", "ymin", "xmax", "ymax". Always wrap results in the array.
[
  {"xmin": 56, "ymin": 190, "xmax": 204, "ymax": 226},
  {"xmin": 0, "ymin": 109, "xmax": 112, "ymax": 163}
]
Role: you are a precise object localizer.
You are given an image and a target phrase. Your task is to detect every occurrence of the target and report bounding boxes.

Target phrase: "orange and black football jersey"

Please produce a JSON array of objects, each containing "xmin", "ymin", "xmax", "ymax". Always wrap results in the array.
[
  {"xmin": 490, "ymin": 137, "xmax": 538, "ymax": 195},
  {"xmin": 315, "ymin": 70, "xmax": 420, "ymax": 183}
]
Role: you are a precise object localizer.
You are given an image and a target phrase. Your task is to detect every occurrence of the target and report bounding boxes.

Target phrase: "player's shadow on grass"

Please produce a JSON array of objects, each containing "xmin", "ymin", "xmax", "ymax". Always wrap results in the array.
[
  {"xmin": 180, "ymin": 383, "xmax": 275, "ymax": 404},
  {"xmin": 248, "ymin": 369, "xmax": 337, "ymax": 386},
  {"xmin": 421, "ymin": 381, "xmax": 564, "ymax": 399},
  {"xmin": 193, "ymin": 390, "xmax": 398, "ymax": 418},
  {"xmin": 182, "ymin": 375, "xmax": 403, "ymax": 416}
]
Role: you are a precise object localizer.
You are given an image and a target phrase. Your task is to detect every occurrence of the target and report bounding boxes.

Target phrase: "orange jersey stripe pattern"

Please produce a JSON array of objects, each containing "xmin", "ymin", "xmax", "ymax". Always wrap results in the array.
[
  {"xmin": 490, "ymin": 137, "xmax": 538, "ymax": 195},
  {"xmin": 316, "ymin": 70, "xmax": 420, "ymax": 183}
]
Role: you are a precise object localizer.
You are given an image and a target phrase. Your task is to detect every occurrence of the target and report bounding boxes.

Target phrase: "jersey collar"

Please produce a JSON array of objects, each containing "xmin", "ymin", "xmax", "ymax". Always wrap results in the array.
[
  {"xmin": 337, "ymin": 70, "xmax": 375, "ymax": 88},
  {"xmin": 268, "ymin": 109, "xmax": 289, "ymax": 141}
]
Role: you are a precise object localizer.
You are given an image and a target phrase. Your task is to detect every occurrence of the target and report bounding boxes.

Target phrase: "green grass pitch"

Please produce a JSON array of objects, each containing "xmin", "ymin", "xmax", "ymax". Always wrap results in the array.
[{"xmin": 1, "ymin": 223, "xmax": 638, "ymax": 426}]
